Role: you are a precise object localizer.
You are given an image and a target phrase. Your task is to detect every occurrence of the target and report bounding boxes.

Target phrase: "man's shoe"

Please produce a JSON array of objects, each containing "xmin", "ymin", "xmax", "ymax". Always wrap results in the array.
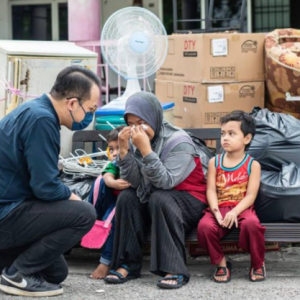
[{"xmin": 0, "ymin": 268, "xmax": 63, "ymax": 297}]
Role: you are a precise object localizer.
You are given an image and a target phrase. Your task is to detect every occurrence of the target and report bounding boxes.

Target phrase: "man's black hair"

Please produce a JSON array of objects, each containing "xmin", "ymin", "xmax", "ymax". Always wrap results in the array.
[
  {"xmin": 107, "ymin": 125, "xmax": 125, "ymax": 143},
  {"xmin": 220, "ymin": 110, "xmax": 256, "ymax": 150},
  {"xmin": 50, "ymin": 65, "xmax": 100, "ymax": 102}
]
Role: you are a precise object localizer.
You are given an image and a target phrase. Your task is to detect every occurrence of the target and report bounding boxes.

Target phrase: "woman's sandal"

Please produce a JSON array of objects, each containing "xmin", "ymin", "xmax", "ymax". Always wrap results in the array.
[
  {"xmin": 214, "ymin": 261, "xmax": 232, "ymax": 283},
  {"xmin": 249, "ymin": 264, "xmax": 266, "ymax": 282},
  {"xmin": 104, "ymin": 264, "xmax": 138, "ymax": 284},
  {"xmin": 157, "ymin": 274, "xmax": 188, "ymax": 289}
]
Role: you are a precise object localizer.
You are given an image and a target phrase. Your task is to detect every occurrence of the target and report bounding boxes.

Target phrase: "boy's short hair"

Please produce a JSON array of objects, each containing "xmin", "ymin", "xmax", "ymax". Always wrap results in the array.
[
  {"xmin": 106, "ymin": 125, "xmax": 125, "ymax": 143},
  {"xmin": 220, "ymin": 110, "xmax": 256, "ymax": 149}
]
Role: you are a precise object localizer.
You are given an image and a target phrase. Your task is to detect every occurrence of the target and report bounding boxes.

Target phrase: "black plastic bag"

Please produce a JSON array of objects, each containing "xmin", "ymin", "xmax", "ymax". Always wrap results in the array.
[
  {"xmin": 255, "ymin": 163, "xmax": 300, "ymax": 222},
  {"xmin": 59, "ymin": 172, "xmax": 95, "ymax": 202},
  {"xmin": 256, "ymin": 192, "xmax": 300, "ymax": 223},
  {"xmin": 260, "ymin": 163, "xmax": 300, "ymax": 198},
  {"xmin": 186, "ymin": 132, "xmax": 214, "ymax": 175},
  {"xmin": 248, "ymin": 108, "xmax": 300, "ymax": 171}
]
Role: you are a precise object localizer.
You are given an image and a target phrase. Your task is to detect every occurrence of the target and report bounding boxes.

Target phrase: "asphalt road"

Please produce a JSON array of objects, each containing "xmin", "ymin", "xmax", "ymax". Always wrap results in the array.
[{"xmin": 1, "ymin": 247, "xmax": 300, "ymax": 300}]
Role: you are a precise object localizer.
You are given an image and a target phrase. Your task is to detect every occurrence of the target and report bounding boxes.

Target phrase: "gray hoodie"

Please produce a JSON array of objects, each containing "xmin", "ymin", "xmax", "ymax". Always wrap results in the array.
[{"xmin": 117, "ymin": 92, "xmax": 199, "ymax": 203}]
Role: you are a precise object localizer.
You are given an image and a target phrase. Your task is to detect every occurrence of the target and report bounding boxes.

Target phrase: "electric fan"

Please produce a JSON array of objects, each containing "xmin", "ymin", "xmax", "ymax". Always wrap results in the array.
[{"xmin": 100, "ymin": 6, "xmax": 168, "ymax": 110}]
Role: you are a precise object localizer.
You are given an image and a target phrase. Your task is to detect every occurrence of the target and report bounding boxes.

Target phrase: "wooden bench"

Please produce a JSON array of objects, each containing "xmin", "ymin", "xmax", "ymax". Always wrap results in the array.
[{"xmin": 72, "ymin": 129, "xmax": 300, "ymax": 243}]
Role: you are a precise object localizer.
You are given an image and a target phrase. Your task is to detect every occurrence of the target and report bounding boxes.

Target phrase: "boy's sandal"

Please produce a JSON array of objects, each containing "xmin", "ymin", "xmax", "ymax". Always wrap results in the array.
[
  {"xmin": 157, "ymin": 274, "xmax": 187, "ymax": 289},
  {"xmin": 104, "ymin": 264, "xmax": 138, "ymax": 284},
  {"xmin": 214, "ymin": 261, "xmax": 232, "ymax": 283},
  {"xmin": 249, "ymin": 264, "xmax": 266, "ymax": 282}
]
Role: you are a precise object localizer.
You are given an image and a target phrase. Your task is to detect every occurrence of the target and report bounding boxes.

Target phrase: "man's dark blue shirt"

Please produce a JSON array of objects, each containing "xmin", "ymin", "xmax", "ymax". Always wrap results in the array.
[{"xmin": 0, "ymin": 94, "xmax": 71, "ymax": 220}]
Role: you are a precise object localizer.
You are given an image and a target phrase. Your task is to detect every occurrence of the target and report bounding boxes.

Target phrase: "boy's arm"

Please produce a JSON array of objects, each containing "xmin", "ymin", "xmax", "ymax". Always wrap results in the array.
[
  {"xmin": 103, "ymin": 173, "xmax": 116, "ymax": 189},
  {"xmin": 207, "ymin": 158, "xmax": 223, "ymax": 226},
  {"xmin": 103, "ymin": 173, "xmax": 131, "ymax": 190},
  {"xmin": 223, "ymin": 160, "xmax": 261, "ymax": 228}
]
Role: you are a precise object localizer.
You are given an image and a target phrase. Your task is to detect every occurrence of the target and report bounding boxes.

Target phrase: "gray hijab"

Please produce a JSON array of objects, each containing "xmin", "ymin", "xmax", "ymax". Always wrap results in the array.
[{"xmin": 124, "ymin": 92, "xmax": 198, "ymax": 201}]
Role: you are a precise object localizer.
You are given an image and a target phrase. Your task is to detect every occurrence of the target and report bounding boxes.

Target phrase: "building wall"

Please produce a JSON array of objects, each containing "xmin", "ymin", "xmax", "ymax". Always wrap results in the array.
[
  {"xmin": 0, "ymin": 0, "xmax": 10, "ymax": 39},
  {"xmin": 69, "ymin": 0, "xmax": 100, "ymax": 42},
  {"xmin": 101, "ymin": 0, "xmax": 163, "ymax": 26}
]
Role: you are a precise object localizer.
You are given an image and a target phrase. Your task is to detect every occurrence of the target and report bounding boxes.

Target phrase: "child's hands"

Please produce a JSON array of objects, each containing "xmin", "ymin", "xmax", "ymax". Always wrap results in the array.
[
  {"xmin": 222, "ymin": 210, "xmax": 238, "ymax": 229},
  {"xmin": 213, "ymin": 210, "xmax": 224, "ymax": 227},
  {"xmin": 212, "ymin": 208, "xmax": 223, "ymax": 226},
  {"xmin": 112, "ymin": 179, "xmax": 131, "ymax": 190}
]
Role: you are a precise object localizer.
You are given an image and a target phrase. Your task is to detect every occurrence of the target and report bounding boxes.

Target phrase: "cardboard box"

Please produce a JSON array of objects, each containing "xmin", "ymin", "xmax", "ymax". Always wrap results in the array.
[
  {"xmin": 155, "ymin": 79, "xmax": 265, "ymax": 128},
  {"xmin": 156, "ymin": 33, "xmax": 265, "ymax": 83}
]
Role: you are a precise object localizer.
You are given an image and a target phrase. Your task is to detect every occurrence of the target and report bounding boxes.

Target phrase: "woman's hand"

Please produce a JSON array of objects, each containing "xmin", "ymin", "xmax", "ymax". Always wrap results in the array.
[
  {"xmin": 131, "ymin": 125, "xmax": 152, "ymax": 157},
  {"xmin": 222, "ymin": 210, "xmax": 238, "ymax": 229},
  {"xmin": 118, "ymin": 127, "xmax": 131, "ymax": 159}
]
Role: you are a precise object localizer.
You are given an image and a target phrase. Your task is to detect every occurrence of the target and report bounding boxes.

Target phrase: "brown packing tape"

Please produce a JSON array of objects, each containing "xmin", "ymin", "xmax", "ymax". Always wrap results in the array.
[
  {"xmin": 230, "ymin": 85, "xmax": 239, "ymax": 92},
  {"xmin": 232, "ymin": 34, "xmax": 240, "ymax": 41}
]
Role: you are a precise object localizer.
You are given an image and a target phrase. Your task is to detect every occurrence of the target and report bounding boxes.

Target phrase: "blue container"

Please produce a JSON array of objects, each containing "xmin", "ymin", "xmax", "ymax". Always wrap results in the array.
[
  {"xmin": 95, "ymin": 102, "xmax": 174, "ymax": 130},
  {"xmin": 95, "ymin": 103, "xmax": 174, "ymax": 117}
]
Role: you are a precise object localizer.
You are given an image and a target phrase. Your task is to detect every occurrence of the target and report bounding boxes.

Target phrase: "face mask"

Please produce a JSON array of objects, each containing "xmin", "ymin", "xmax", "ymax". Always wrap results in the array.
[{"xmin": 70, "ymin": 102, "xmax": 94, "ymax": 131}]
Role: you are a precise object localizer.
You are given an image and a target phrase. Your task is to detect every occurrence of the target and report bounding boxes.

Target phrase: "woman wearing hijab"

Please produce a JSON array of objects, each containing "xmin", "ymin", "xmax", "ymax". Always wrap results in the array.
[{"xmin": 104, "ymin": 92, "xmax": 207, "ymax": 289}]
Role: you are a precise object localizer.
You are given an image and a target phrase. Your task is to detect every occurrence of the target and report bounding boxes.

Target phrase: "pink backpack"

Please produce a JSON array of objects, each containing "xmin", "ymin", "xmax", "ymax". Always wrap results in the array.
[{"xmin": 81, "ymin": 175, "xmax": 115, "ymax": 249}]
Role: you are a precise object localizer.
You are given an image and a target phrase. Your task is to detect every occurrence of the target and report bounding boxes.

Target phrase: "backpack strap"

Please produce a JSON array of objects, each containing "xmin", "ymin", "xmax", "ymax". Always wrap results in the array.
[
  {"xmin": 104, "ymin": 207, "xmax": 116, "ymax": 228},
  {"xmin": 93, "ymin": 175, "xmax": 103, "ymax": 206},
  {"xmin": 160, "ymin": 132, "xmax": 194, "ymax": 162}
]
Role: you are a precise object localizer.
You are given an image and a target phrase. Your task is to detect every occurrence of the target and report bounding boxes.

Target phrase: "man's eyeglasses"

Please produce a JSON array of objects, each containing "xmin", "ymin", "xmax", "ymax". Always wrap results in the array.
[{"xmin": 66, "ymin": 97, "xmax": 97, "ymax": 113}]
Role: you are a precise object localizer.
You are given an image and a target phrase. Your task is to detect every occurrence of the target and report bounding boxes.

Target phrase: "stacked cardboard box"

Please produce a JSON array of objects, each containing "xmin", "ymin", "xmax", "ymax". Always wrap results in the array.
[{"xmin": 155, "ymin": 33, "xmax": 265, "ymax": 128}]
